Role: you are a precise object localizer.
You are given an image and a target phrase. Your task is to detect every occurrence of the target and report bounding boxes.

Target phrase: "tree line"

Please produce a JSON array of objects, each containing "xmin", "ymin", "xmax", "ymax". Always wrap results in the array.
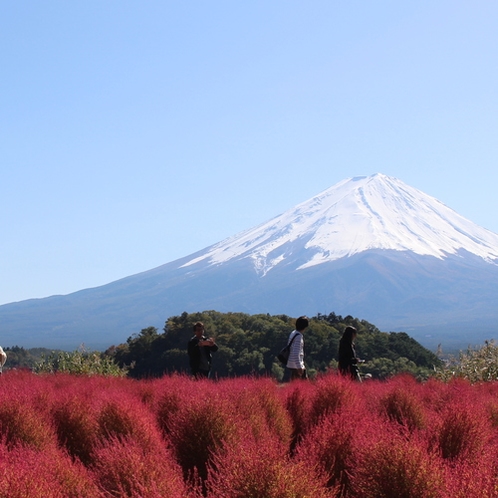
[{"xmin": 107, "ymin": 310, "xmax": 442, "ymax": 380}]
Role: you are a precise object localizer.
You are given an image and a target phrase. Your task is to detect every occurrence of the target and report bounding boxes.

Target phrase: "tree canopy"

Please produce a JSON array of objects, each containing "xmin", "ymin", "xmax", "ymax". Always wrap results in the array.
[{"xmin": 109, "ymin": 311, "xmax": 441, "ymax": 380}]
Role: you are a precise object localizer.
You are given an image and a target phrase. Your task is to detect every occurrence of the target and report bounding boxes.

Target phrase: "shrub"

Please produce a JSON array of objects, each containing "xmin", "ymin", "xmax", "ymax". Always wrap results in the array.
[
  {"xmin": 0, "ymin": 399, "xmax": 55, "ymax": 450},
  {"xmin": 307, "ymin": 375, "xmax": 358, "ymax": 429},
  {"xmin": 152, "ymin": 375, "xmax": 193, "ymax": 436},
  {"xmin": 443, "ymin": 453, "xmax": 498, "ymax": 498},
  {"xmin": 0, "ymin": 444, "xmax": 102, "ymax": 498},
  {"xmin": 91, "ymin": 436, "xmax": 188, "ymax": 498},
  {"xmin": 204, "ymin": 433, "xmax": 337, "ymax": 498},
  {"xmin": 52, "ymin": 395, "xmax": 100, "ymax": 465},
  {"xmin": 282, "ymin": 381, "xmax": 314, "ymax": 448},
  {"xmin": 435, "ymin": 404, "xmax": 490, "ymax": 461},
  {"xmin": 433, "ymin": 340, "xmax": 498, "ymax": 383},
  {"xmin": 97, "ymin": 394, "xmax": 164, "ymax": 452},
  {"xmin": 167, "ymin": 384, "xmax": 240, "ymax": 482},
  {"xmin": 294, "ymin": 408, "xmax": 363, "ymax": 495},
  {"xmin": 351, "ymin": 434, "xmax": 444, "ymax": 498},
  {"xmin": 227, "ymin": 377, "xmax": 292, "ymax": 444},
  {"xmin": 379, "ymin": 385, "xmax": 426, "ymax": 432},
  {"xmin": 35, "ymin": 347, "xmax": 127, "ymax": 376}
]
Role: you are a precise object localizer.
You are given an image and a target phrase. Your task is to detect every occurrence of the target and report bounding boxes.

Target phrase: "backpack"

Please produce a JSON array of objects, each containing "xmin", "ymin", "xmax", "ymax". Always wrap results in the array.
[{"xmin": 277, "ymin": 333, "xmax": 299, "ymax": 366}]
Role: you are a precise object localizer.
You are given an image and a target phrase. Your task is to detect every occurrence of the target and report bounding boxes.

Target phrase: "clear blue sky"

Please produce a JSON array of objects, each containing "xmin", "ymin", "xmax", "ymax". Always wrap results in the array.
[{"xmin": 2, "ymin": 1, "xmax": 498, "ymax": 305}]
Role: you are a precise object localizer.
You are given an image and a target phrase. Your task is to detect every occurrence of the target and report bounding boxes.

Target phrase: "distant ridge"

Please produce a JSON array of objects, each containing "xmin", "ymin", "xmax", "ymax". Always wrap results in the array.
[{"xmin": 1, "ymin": 173, "xmax": 497, "ymax": 351}]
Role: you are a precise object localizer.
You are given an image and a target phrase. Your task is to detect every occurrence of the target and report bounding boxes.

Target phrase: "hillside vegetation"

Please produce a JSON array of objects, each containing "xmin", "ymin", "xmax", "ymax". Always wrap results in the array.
[{"xmin": 107, "ymin": 311, "xmax": 441, "ymax": 380}]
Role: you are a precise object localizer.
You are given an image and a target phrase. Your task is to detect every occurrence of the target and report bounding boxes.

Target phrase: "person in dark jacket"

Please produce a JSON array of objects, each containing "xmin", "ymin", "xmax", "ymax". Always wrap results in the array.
[
  {"xmin": 338, "ymin": 326, "xmax": 364, "ymax": 381},
  {"xmin": 187, "ymin": 321, "xmax": 218, "ymax": 378}
]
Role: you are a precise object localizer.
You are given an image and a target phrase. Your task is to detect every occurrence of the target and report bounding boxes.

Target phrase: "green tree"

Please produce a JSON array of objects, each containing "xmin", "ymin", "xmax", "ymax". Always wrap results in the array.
[{"xmin": 111, "ymin": 311, "xmax": 441, "ymax": 380}]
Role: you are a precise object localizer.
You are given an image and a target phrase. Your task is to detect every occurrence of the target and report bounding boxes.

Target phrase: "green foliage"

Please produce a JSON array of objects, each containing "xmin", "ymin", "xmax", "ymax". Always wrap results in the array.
[
  {"xmin": 433, "ymin": 340, "xmax": 498, "ymax": 383},
  {"xmin": 110, "ymin": 310, "xmax": 441, "ymax": 380},
  {"xmin": 34, "ymin": 346, "xmax": 127, "ymax": 376},
  {"xmin": 2, "ymin": 346, "xmax": 58, "ymax": 371},
  {"xmin": 366, "ymin": 356, "xmax": 434, "ymax": 381}
]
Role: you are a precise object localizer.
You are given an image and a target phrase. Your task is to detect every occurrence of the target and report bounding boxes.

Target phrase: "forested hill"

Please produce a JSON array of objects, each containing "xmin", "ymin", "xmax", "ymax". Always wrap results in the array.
[{"xmin": 108, "ymin": 311, "xmax": 441, "ymax": 380}]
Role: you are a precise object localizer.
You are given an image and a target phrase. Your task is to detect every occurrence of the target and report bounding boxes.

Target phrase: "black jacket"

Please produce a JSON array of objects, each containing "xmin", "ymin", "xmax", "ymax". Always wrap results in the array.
[
  {"xmin": 187, "ymin": 335, "xmax": 218, "ymax": 374},
  {"xmin": 338, "ymin": 338, "xmax": 359, "ymax": 378}
]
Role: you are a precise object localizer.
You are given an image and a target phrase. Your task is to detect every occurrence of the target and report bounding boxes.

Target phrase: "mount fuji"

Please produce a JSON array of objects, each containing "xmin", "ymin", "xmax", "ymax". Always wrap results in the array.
[{"xmin": 2, "ymin": 173, "xmax": 498, "ymax": 350}]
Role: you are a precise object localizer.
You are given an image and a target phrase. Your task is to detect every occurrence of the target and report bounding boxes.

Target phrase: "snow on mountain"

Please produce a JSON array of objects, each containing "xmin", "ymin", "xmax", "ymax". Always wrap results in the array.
[{"xmin": 182, "ymin": 173, "xmax": 498, "ymax": 275}]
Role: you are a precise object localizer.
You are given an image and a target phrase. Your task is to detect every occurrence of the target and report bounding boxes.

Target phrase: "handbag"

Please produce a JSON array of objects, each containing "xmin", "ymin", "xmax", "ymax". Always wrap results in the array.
[{"xmin": 277, "ymin": 333, "xmax": 299, "ymax": 366}]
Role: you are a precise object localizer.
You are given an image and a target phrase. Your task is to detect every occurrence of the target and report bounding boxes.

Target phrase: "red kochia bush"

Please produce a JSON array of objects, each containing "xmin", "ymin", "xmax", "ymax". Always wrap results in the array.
[
  {"xmin": 166, "ymin": 381, "xmax": 240, "ymax": 482},
  {"xmin": 91, "ymin": 436, "xmax": 188, "ymax": 498},
  {"xmin": 0, "ymin": 443, "xmax": 102, "ymax": 498},
  {"xmin": 281, "ymin": 380, "xmax": 314, "ymax": 447},
  {"xmin": 0, "ymin": 399, "xmax": 56, "ymax": 450},
  {"xmin": 294, "ymin": 407, "xmax": 370, "ymax": 496},
  {"xmin": 282, "ymin": 374, "xmax": 360, "ymax": 449},
  {"xmin": 351, "ymin": 432, "xmax": 445, "ymax": 498},
  {"xmin": 224, "ymin": 377, "xmax": 293, "ymax": 444},
  {"xmin": 52, "ymin": 395, "xmax": 100, "ymax": 465},
  {"xmin": 442, "ymin": 453, "xmax": 498, "ymax": 498},
  {"xmin": 204, "ymin": 432, "xmax": 337, "ymax": 498},
  {"xmin": 307, "ymin": 375, "xmax": 359, "ymax": 428},
  {"xmin": 379, "ymin": 384, "xmax": 427, "ymax": 433},
  {"xmin": 435, "ymin": 403, "xmax": 491, "ymax": 461},
  {"xmin": 96, "ymin": 391, "xmax": 165, "ymax": 452},
  {"xmin": 152, "ymin": 375, "xmax": 194, "ymax": 436},
  {"xmin": 6, "ymin": 368, "xmax": 498, "ymax": 496}
]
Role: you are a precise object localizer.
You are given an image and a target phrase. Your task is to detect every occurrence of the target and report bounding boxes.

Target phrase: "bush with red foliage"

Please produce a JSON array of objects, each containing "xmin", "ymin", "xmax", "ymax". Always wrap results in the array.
[
  {"xmin": 294, "ymin": 407, "xmax": 373, "ymax": 496},
  {"xmin": 224, "ymin": 376, "xmax": 293, "ymax": 443},
  {"xmin": 435, "ymin": 403, "xmax": 491, "ymax": 461},
  {"xmin": 0, "ymin": 443, "xmax": 102, "ymax": 498},
  {"xmin": 91, "ymin": 436, "xmax": 188, "ymax": 498},
  {"xmin": 351, "ymin": 432, "xmax": 445, "ymax": 498},
  {"xmin": 52, "ymin": 394, "xmax": 100, "ymax": 465},
  {"xmin": 165, "ymin": 379, "xmax": 240, "ymax": 483},
  {"xmin": 378, "ymin": 384, "xmax": 427, "ymax": 433},
  {"xmin": 97, "ymin": 392, "xmax": 165, "ymax": 452},
  {"xmin": 152, "ymin": 374, "xmax": 194, "ymax": 436},
  {"xmin": 3, "ymin": 369, "xmax": 498, "ymax": 496},
  {"xmin": 204, "ymin": 431, "xmax": 337, "ymax": 498}
]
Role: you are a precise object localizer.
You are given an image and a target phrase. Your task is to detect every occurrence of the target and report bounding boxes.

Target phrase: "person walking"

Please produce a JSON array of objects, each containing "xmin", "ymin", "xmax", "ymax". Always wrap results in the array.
[
  {"xmin": 187, "ymin": 322, "xmax": 218, "ymax": 379},
  {"xmin": 338, "ymin": 326, "xmax": 364, "ymax": 381},
  {"xmin": 283, "ymin": 316, "xmax": 309, "ymax": 382}
]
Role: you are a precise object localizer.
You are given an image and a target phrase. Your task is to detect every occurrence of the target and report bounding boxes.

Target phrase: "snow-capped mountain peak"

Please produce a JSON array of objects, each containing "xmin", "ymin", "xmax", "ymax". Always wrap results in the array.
[{"xmin": 181, "ymin": 173, "xmax": 498, "ymax": 275}]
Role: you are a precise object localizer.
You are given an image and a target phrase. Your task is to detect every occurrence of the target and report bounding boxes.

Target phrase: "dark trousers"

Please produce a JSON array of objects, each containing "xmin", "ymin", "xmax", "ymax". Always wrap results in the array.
[
  {"xmin": 282, "ymin": 367, "xmax": 307, "ymax": 382},
  {"xmin": 193, "ymin": 369, "xmax": 210, "ymax": 379}
]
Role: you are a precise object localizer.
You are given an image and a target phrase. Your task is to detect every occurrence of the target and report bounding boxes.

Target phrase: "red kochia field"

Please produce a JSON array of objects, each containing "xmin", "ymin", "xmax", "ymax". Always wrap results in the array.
[{"xmin": 0, "ymin": 370, "xmax": 497, "ymax": 498}]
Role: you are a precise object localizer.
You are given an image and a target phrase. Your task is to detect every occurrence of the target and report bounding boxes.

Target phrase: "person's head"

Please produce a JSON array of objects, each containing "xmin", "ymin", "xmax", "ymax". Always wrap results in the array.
[
  {"xmin": 295, "ymin": 316, "xmax": 309, "ymax": 332},
  {"xmin": 342, "ymin": 326, "xmax": 357, "ymax": 343},
  {"xmin": 193, "ymin": 321, "xmax": 205, "ymax": 338}
]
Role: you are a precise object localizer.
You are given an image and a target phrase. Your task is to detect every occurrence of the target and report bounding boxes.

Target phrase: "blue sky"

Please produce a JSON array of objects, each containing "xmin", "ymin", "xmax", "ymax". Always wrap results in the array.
[{"xmin": 2, "ymin": 1, "xmax": 498, "ymax": 305}]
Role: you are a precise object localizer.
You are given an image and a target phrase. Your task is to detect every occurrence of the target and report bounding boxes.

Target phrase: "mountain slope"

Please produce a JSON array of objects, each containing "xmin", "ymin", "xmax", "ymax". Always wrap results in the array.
[{"xmin": 1, "ymin": 173, "xmax": 497, "ymax": 350}]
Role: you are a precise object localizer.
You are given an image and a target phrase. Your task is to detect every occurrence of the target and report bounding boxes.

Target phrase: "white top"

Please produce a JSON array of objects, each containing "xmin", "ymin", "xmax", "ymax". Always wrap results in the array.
[{"xmin": 286, "ymin": 330, "xmax": 304, "ymax": 369}]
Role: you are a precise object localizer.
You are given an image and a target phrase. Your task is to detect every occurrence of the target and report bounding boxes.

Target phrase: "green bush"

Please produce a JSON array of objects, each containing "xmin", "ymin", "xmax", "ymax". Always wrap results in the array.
[
  {"xmin": 433, "ymin": 340, "xmax": 498, "ymax": 383},
  {"xmin": 35, "ymin": 347, "xmax": 127, "ymax": 376}
]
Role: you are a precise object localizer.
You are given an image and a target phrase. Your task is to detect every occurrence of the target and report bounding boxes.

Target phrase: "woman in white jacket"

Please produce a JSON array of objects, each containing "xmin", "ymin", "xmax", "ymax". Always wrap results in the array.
[{"xmin": 283, "ymin": 316, "xmax": 309, "ymax": 382}]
